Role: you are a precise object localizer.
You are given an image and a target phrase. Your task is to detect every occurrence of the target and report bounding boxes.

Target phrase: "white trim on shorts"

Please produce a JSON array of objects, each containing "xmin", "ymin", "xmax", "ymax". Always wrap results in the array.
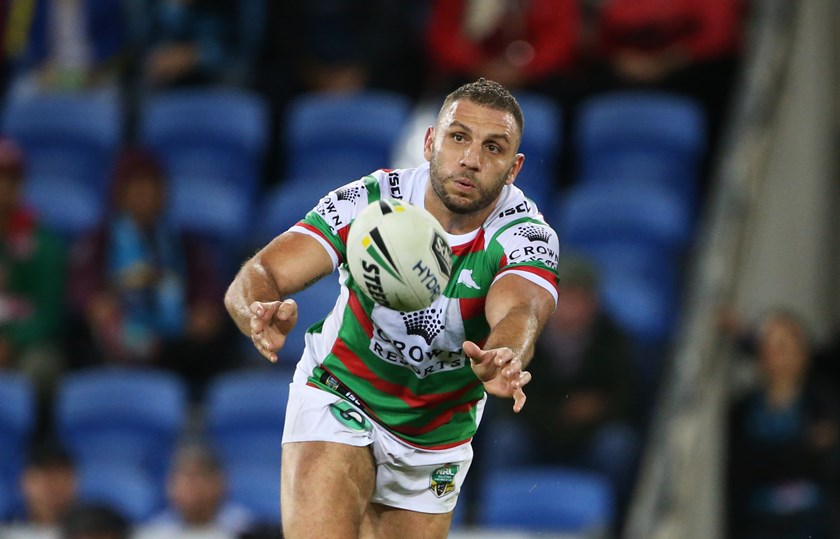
[{"xmin": 282, "ymin": 381, "xmax": 475, "ymax": 513}]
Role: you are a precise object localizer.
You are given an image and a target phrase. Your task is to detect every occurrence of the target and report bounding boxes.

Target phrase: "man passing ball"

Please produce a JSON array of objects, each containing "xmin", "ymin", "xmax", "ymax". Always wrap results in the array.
[{"xmin": 225, "ymin": 78, "xmax": 560, "ymax": 538}]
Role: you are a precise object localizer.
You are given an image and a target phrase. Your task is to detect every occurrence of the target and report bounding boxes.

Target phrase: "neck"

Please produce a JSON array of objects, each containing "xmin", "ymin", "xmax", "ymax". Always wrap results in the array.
[
  {"xmin": 423, "ymin": 185, "xmax": 496, "ymax": 235},
  {"xmin": 765, "ymin": 377, "xmax": 802, "ymax": 408}
]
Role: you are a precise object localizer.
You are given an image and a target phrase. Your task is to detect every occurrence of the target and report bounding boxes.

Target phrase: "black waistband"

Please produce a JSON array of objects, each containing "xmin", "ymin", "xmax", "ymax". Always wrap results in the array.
[{"xmin": 319, "ymin": 370, "xmax": 366, "ymax": 411}]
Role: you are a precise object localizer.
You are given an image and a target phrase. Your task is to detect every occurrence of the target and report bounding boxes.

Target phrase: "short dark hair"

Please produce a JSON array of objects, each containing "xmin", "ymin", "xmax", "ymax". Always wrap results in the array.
[
  {"xmin": 0, "ymin": 137, "xmax": 26, "ymax": 178},
  {"xmin": 556, "ymin": 253, "xmax": 600, "ymax": 292},
  {"xmin": 61, "ymin": 503, "xmax": 129, "ymax": 539},
  {"xmin": 437, "ymin": 78, "xmax": 524, "ymax": 141},
  {"xmin": 27, "ymin": 438, "xmax": 74, "ymax": 470},
  {"xmin": 171, "ymin": 439, "xmax": 223, "ymax": 474}
]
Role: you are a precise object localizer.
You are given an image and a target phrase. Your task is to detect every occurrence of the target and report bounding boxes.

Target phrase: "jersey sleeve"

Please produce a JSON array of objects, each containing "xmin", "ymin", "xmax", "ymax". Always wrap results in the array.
[
  {"xmin": 491, "ymin": 219, "xmax": 561, "ymax": 305},
  {"xmin": 289, "ymin": 177, "xmax": 379, "ymax": 270}
]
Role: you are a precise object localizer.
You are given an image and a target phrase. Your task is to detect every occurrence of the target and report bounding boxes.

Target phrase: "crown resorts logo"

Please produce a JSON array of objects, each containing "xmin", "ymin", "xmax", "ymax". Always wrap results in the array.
[
  {"xmin": 514, "ymin": 224, "xmax": 551, "ymax": 243},
  {"xmin": 401, "ymin": 308, "xmax": 444, "ymax": 345},
  {"xmin": 335, "ymin": 186, "xmax": 363, "ymax": 203}
]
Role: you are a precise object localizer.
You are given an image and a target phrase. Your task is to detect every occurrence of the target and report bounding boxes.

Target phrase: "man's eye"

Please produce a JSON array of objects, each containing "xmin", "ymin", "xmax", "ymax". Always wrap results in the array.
[
  {"xmin": 486, "ymin": 144, "xmax": 500, "ymax": 153},
  {"xmin": 453, "ymin": 134, "xmax": 465, "ymax": 142}
]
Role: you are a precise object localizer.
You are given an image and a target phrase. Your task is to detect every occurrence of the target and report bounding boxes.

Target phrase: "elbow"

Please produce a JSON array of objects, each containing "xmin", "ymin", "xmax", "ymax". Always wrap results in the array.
[{"xmin": 223, "ymin": 284, "xmax": 237, "ymax": 317}]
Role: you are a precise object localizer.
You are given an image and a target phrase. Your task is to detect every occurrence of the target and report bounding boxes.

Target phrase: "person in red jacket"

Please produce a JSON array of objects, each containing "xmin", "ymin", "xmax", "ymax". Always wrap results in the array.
[
  {"xmin": 425, "ymin": 0, "xmax": 581, "ymax": 98},
  {"xmin": 66, "ymin": 147, "xmax": 238, "ymax": 401},
  {"xmin": 594, "ymin": 0, "xmax": 745, "ymax": 87}
]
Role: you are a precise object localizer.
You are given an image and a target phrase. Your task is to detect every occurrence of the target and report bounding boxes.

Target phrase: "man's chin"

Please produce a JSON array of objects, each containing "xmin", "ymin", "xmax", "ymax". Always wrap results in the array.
[{"xmin": 441, "ymin": 194, "xmax": 478, "ymax": 214}]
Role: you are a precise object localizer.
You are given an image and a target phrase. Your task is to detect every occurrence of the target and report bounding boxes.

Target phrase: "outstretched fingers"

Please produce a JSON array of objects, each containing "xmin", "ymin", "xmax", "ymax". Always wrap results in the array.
[
  {"xmin": 511, "ymin": 371, "xmax": 532, "ymax": 413},
  {"xmin": 248, "ymin": 299, "xmax": 298, "ymax": 363}
]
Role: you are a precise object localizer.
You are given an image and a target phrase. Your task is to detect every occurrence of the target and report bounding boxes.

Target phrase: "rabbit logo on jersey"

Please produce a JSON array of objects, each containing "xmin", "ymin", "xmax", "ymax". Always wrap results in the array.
[{"xmin": 368, "ymin": 300, "xmax": 466, "ymax": 378}]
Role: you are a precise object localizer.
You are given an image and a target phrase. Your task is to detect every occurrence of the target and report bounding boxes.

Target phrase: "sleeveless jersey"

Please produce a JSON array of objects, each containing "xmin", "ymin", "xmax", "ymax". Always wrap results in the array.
[{"xmin": 288, "ymin": 163, "xmax": 560, "ymax": 449}]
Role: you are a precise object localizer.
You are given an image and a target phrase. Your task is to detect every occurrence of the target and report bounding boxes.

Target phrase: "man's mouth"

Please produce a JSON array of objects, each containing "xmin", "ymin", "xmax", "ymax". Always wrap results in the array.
[{"xmin": 453, "ymin": 177, "xmax": 476, "ymax": 190}]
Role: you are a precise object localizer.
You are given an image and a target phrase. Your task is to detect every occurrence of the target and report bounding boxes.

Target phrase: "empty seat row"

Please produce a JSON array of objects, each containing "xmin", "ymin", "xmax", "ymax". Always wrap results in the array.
[
  {"xmin": 3, "ymin": 87, "xmax": 706, "ymax": 347},
  {"xmin": 0, "ymin": 370, "xmax": 614, "ymax": 533},
  {"xmin": 0, "ymin": 368, "xmax": 288, "ymax": 523},
  {"xmin": 1, "ymin": 87, "xmax": 705, "ymax": 242}
]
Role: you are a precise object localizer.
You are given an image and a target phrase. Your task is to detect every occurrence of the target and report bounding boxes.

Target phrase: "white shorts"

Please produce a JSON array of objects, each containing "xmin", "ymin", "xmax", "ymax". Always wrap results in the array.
[{"xmin": 281, "ymin": 382, "xmax": 474, "ymax": 513}]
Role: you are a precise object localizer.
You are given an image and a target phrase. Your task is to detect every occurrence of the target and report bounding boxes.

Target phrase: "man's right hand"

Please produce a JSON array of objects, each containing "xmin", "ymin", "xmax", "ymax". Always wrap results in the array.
[{"xmin": 249, "ymin": 299, "xmax": 298, "ymax": 363}]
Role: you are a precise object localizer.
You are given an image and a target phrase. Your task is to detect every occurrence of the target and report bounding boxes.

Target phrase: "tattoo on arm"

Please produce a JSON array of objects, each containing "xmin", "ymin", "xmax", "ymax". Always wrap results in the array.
[{"xmin": 302, "ymin": 272, "xmax": 330, "ymax": 290}]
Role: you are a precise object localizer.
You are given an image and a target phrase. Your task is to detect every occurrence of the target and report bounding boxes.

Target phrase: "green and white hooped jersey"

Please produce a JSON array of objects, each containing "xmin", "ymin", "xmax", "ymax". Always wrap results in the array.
[{"xmin": 288, "ymin": 163, "xmax": 560, "ymax": 449}]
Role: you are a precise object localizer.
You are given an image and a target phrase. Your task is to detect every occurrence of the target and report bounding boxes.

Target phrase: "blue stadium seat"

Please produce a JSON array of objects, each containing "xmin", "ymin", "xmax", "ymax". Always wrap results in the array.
[
  {"xmin": 226, "ymin": 462, "xmax": 282, "ymax": 524},
  {"xmin": 139, "ymin": 88, "xmax": 270, "ymax": 242},
  {"xmin": 553, "ymin": 182, "xmax": 693, "ymax": 252},
  {"xmin": 55, "ymin": 368, "xmax": 188, "ymax": 482},
  {"xmin": 0, "ymin": 478, "xmax": 12, "ymax": 521},
  {"xmin": 574, "ymin": 241, "xmax": 674, "ymax": 279},
  {"xmin": 0, "ymin": 92, "xmax": 122, "ymax": 237},
  {"xmin": 600, "ymin": 271, "xmax": 680, "ymax": 345},
  {"xmin": 513, "ymin": 91, "xmax": 562, "ymax": 209},
  {"xmin": 0, "ymin": 373, "xmax": 35, "ymax": 516},
  {"xmin": 283, "ymin": 90, "xmax": 411, "ymax": 186},
  {"xmin": 253, "ymin": 181, "xmax": 329, "ymax": 248},
  {"xmin": 576, "ymin": 91, "xmax": 706, "ymax": 209},
  {"xmin": 283, "ymin": 277, "xmax": 342, "ymax": 363},
  {"xmin": 204, "ymin": 370, "xmax": 290, "ymax": 470},
  {"xmin": 77, "ymin": 462, "xmax": 164, "ymax": 523},
  {"xmin": 476, "ymin": 466, "xmax": 614, "ymax": 534}
]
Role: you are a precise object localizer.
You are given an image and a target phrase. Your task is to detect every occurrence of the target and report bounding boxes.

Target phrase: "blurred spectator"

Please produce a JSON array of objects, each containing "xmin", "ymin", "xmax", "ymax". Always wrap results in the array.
[
  {"xmin": 11, "ymin": 440, "xmax": 78, "ymax": 529},
  {"xmin": 720, "ymin": 304, "xmax": 840, "ymax": 399},
  {"xmin": 133, "ymin": 0, "xmax": 265, "ymax": 90},
  {"xmin": 0, "ymin": 1, "xmax": 16, "ymax": 101},
  {"xmin": 0, "ymin": 138, "xmax": 66, "ymax": 410},
  {"xmin": 425, "ymin": 0, "xmax": 581, "ymax": 98},
  {"xmin": 487, "ymin": 254, "xmax": 642, "ymax": 522},
  {"xmin": 589, "ymin": 0, "xmax": 748, "ymax": 190},
  {"xmin": 66, "ymin": 147, "xmax": 236, "ymax": 400},
  {"xmin": 60, "ymin": 503, "xmax": 129, "ymax": 539},
  {"xmin": 5, "ymin": 0, "xmax": 127, "ymax": 98},
  {"xmin": 592, "ymin": 0, "xmax": 744, "ymax": 86},
  {"xmin": 141, "ymin": 440, "xmax": 255, "ymax": 536},
  {"xmin": 291, "ymin": 0, "xmax": 429, "ymax": 96},
  {"xmin": 726, "ymin": 309, "xmax": 840, "ymax": 539}
]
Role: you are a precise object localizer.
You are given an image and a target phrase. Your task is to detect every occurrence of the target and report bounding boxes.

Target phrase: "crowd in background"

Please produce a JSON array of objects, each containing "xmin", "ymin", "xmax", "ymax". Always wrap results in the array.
[{"xmin": 0, "ymin": 0, "xmax": 761, "ymax": 537}]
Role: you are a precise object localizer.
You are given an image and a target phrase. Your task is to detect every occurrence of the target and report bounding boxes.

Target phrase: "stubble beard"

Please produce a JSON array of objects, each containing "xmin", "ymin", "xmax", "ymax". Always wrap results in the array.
[{"xmin": 428, "ymin": 155, "xmax": 512, "ymax": 215}]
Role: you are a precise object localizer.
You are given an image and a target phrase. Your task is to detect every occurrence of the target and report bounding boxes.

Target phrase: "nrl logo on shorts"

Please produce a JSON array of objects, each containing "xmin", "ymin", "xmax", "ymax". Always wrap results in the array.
[{"xmin": 429, "ymin": 464, "xmax": 459, "ymax": 498}]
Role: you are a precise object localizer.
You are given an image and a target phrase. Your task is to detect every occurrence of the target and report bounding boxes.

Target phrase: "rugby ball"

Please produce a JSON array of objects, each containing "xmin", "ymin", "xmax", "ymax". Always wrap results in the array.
[{"xmin": 346, "ymin": 199, "xmax": 452, "ymax": 312}]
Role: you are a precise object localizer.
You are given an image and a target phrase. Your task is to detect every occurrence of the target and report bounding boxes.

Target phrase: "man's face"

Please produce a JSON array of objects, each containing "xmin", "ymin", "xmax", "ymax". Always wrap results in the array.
[
  {"xmin": 168, "ymin": 459, "xmax": 225, "ymax": 525},
  {"xmin": 119, "ymin": 174, "xmax": 166, "ymax": 226},
  {"xmin": 21, "ymin": 463, "xmax": 77, "ymax": 525},
  {"xmin": 759, "ymin": 317, "xmax": 809, "ymax": 381},
  {"xmin": 551, "ymin": 286, "xmax": 598, "ymax": 335},
  {"xmin": 424, "ymin": 99, "xmax": 524, "ymax": 215},
  {"xmin": 0, "ymin": 171, "xmax": 22, "ymax": 217}
]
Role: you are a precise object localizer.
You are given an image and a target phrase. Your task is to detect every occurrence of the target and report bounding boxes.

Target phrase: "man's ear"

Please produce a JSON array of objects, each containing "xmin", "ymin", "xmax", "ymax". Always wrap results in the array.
[
  {"xmin": 423, "ymin": 127, "xmax": 435, "ymax": 161},
  {"xmin": 506, "ymin": 153, "xmax": 525, "ymax": 185}
]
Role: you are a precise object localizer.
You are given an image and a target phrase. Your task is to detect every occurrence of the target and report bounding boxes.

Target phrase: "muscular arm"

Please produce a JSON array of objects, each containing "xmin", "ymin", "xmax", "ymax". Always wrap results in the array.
[
  {"xmin": 224, "ymin": 231, "xmax": 334, "ymax": 351},
  {"xmin": 466, "ymin": 273, "xmax": 556, "ymax": 411},
  {"xmin": 483, "ymin": 274, "xmax": 556, "ymax": 368}
]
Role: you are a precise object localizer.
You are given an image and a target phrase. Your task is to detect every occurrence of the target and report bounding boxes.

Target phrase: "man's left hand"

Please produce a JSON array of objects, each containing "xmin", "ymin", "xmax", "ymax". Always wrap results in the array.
[{"xmin": 464, "ymin": 340, "xmax": 532, "ymax": 413}]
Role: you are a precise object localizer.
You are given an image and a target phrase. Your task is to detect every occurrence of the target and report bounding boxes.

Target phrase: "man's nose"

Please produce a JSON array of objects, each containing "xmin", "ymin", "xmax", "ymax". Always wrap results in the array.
[{"xmin": 459, "ymin": 144, "xmax": 480, "ymax": 169}]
